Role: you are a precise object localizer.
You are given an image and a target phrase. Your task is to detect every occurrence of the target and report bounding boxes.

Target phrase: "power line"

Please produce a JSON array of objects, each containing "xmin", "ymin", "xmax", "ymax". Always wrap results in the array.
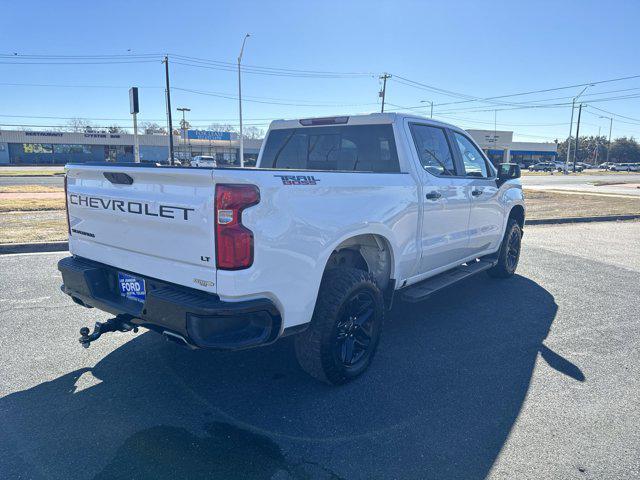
[
  {"xmin": 173, "ymin": 86, "xmax": 377, "ymax": 107},
  {"xmin": 169, "ymin": 53, "xmax": 374, "ymax": 77},
  {"xmin": 391, "ymin": 72, "xmax": 640, "ymax": 108},
  {"xmin": 0, "ymin": 81, "xmax": 377, "ymax": 106},
  {"xmin": 1, "ymin": 52, "xmax": 375, "ymax": 78},
  {"xmin": 0, "ymin": 59, "xmax": 160, "ymax": 65},
  {"xmin": 171, "ymin": 60, "xmax": 372, "ymax": 78},
  {"xmin": 586, "ymin": 105, "xmax": 640, "ymax": 124},
  {"xmin": 0, "ymin": 81, "xmax": 164, "ymax": 89}
]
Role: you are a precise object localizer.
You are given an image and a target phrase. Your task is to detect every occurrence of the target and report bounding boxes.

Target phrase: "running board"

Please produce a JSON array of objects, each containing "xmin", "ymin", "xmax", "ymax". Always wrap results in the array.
[{"xmin": 400, "ymin": 259, "xmax": 497, "ymax": 303}]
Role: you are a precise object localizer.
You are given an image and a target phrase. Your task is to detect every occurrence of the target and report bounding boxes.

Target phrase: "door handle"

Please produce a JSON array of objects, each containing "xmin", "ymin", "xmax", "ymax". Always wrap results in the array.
[
  {"xmin": 471, "ymin": 189, "xmax": 483, "ymax": 197},
  {"xmin": 425, "ymin": 191, "xmax": 442, "ymax": 200}
]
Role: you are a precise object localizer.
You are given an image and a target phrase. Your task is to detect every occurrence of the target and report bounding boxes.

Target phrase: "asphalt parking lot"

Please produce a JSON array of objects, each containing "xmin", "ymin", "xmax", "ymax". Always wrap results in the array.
[{"xmin": 0, "ymin": 221, "xmax": 638, "ymax": 479}]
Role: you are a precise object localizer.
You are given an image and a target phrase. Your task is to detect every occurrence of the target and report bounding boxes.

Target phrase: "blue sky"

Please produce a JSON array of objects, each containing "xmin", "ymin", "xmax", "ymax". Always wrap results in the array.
[{"xmin": 1, "ymin": 0, "xmax": 640, "ymax": 141}]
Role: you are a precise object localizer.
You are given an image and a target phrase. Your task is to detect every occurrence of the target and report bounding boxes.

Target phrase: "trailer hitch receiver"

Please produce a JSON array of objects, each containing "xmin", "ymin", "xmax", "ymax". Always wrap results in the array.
[{"xmin": 79, "ymin": 315, "xmax": 138, "ymax": 348}]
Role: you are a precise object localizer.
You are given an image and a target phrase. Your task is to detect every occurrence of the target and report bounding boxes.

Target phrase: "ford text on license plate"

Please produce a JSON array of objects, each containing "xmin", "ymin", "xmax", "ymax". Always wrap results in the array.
[{"xmin": 118, "ymin": 272, "xmax": 146, "ymax": 303}]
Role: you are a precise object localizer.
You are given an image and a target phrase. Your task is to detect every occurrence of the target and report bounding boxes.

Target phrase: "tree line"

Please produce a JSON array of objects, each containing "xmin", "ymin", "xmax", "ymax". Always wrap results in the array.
[{"xmin": 556, "ymin": 135, "xmax": 640, "ymax": 164}]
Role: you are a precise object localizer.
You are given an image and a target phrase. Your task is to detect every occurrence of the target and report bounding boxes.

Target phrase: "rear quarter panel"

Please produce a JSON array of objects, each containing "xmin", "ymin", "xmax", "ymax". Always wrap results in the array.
[{"xmin": 211, "ymin": 168, "xmax": 419, "ymax": 330}]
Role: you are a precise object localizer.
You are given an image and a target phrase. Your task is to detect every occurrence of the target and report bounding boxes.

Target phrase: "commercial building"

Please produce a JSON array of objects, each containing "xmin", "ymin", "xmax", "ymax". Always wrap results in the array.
[
  {"xmin": 467, "ymin": 130, "xmax": 557, "ymax": 167},
  {"xmin": 0, "ymin": 129, "xmax": 262, "ymax": 166}
]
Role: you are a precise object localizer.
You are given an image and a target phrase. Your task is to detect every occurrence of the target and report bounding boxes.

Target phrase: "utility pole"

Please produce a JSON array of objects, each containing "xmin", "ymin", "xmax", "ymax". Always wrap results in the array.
[
  {"xmin": 177, "ymin": 107, "xmax": 190, "ymax": 159},
  {"xmin": 573, "ymin": 103, "xmax": 583, "ymax": 172},
  {"xmin": 379, "ymin": 73, "xmax": 391, "ymax": 113},
  {"xmin": 163, "ymin": 55, "xmax": 174, "ymax": 165},
  {"xmin": 238, "ymin": 33, "xmax": 250, "ymax": 168}
]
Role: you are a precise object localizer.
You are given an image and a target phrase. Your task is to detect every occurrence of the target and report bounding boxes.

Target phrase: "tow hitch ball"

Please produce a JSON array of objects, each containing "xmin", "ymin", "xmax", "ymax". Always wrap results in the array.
[{"xmin": 79, "ymin": 315, "xmax": 138, "ymax": 348}]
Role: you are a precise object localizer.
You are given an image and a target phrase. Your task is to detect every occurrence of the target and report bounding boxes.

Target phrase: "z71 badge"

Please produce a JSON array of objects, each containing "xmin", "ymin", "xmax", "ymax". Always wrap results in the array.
[{"xmin": 274, "ymin": 175, "xmax": 320, "ymax": 185}]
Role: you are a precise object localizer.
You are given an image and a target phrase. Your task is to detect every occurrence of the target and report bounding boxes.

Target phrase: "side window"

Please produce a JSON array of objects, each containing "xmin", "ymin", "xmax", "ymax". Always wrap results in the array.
[
  {"xmin": 453, "ymin": 132, "xmax": 490, "ymax": 178},
  {"xmin": 409, "ymin": 124, "xmax": 456, "ymax": 176}
]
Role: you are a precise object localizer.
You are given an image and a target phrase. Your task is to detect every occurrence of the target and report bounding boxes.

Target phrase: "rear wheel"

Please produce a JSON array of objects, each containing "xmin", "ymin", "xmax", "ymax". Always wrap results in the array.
[
  {"xmin": 487, "ymin": 218, "xmax": 522, "ymax": 278},
  {"xmin": 294, "ymin": 267, "xmax": 384, "ymax": 385}
]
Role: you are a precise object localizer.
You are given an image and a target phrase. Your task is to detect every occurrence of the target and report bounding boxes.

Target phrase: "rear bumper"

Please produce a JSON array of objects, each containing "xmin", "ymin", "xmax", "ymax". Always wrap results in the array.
[{"xmin": 57, "ymin": 256, "xmax": 282, "ymax": 350}]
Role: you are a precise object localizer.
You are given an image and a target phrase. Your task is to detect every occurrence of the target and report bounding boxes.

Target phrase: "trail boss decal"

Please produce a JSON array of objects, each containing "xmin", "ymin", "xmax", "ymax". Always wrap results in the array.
[
  {"xmin": 274, "ymin": 175, "xmax": 320, "ymax": 186},
  {"xmin": 68, "ymin": 194, "xmax": 195, "ymax": 221}
]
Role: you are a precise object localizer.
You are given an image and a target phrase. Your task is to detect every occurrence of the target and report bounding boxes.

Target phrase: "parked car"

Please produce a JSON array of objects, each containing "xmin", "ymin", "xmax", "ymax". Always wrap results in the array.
[
  {"xmin": 58, "ymin": 113, "xmax": 525, "ymax": 384},
  {"xmin": 553, "ymin": 162, "xmax": 584, "ymax": 172},
  {"xmin": 610, "ymin": 163, "xmax": 640, "ymax": 171},
  {"xmin": 191, "ymin": 155, "xmax": 217, "ymax": 168},
  {"xmin": 529, "ymin": 162, "xmax": 556, "ymax": 172},
  {"xmin": 598, "ymin": 162, "xmax": 613, "ymax": 170}
]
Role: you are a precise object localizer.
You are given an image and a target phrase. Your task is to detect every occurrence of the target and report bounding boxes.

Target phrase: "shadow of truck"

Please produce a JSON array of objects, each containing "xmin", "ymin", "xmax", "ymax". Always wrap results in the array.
[{"xmin": 0, "ymin": 273, "xmax": 583, "ymax": 479}]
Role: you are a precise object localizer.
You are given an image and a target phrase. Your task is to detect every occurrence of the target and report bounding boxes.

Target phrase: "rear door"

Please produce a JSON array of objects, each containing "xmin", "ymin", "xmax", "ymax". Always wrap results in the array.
[
  {"xmin": 450, "ymin": 131, "xmax": 504, "ymax": 255},
  {"xmin": 66, "ymin": 164, "xmax": 217, "ymax": 293},
  {"xmin": 407, "ymin": 122, "xmax": 472, "ymax": 274}
]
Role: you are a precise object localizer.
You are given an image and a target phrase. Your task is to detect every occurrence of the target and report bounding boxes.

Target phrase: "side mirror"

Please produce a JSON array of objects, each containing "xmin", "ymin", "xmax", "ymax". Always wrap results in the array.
[{"xmin": 497, "ymin": 163, "xmax": 521, "ymax": 185}]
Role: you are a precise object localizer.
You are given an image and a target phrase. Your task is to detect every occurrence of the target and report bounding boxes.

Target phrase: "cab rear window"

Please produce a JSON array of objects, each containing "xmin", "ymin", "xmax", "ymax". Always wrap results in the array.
[{"xmin": 261, "ymin": 124, "xmax": 400, "ymax": 172}]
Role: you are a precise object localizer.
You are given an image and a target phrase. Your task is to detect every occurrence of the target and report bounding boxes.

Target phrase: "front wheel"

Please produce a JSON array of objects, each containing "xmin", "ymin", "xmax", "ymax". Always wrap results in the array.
[
  {"xmin": 294, "ymin": 267, "xmax": 384, "ymax": 385},
  {"xmin": 487, "ymin": 219, "xmax": 522, "ymax": 278}
]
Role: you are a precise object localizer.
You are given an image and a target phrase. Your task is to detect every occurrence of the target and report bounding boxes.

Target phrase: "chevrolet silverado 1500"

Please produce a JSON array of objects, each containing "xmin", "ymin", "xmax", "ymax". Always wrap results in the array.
[{"xmin": 58, "ymin": 113, "xmax": 524, "ymax": 384}]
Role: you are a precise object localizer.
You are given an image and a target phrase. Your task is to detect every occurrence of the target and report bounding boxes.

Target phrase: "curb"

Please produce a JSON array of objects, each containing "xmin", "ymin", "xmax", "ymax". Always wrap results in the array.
[
  {"xmin": 0, "ymin": 241, "xmax": 68, "ymax": 255},
  {"xmin": 528, "ymin": 214, "xmax": 640, "ymax": 225}
]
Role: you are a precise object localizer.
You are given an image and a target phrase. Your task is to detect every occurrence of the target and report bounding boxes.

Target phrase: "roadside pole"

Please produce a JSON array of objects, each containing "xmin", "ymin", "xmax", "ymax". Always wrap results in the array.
[
  {"xmin": 564, "ymin": 85, "xmax": 592, "ymax": 174},
  {"xmin": 177, "ymin": 107, "xmax": 190, "ymax": 161},
  {"xmin": 163, "ymin": 56, "xmax": 174, "ymax": 165},
  {"xmin": 573, "ymin": 103, "xmax": 583, "ymax": 172},
  {"xmin": 379, "ymin": 73, "xmax": 391, "ymax": 113},
  {"xmin": 565, "ymin": 100, "xmax": 576, "ymax": 174},
  {"xmin": 603, "ymin": 116, "xmax": 613, "ymax": 164},
  {"xmin": 129, "ymin": 87, "xmax": 140, "ymax": 163},
  {"xmin": 238, "ymin": 34, "xmax": 250, "ymax": 168},
  {"xmin": 594, "ymin": 126, "xmax": 601, "ymax": 165}
]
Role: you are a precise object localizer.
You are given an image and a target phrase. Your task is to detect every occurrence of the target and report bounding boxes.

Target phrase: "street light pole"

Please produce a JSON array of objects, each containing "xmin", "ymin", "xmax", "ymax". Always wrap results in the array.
[
  {"xmin": 237, "ymin": 33, "xmax": 250, "ymax": 168},
  {"xmin": 600, "ymin": 115, "xmax": 614, "ymax": 164},
  {"xmin": 420, "ymin": 100, "xmax": 433, "ymax": 118},
  {"xmin": 564, "ymin": 84, "xmax": 592, "ymax": 174}
]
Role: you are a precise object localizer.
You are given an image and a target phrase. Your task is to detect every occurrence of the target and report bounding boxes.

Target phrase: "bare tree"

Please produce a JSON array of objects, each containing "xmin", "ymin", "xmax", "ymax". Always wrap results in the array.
[
  {"xmin": 242, "ymin": 126, "xmax": 265, "ymax": 140},
  {"xmin": 208, "ymin": 123, "xmax": 237, "ymax": 133},
  {"xmin": 107, "ymin": 124, "xmax": 126, "ymax": 134},
  {"xmin": 139, "ymin": 122, "xmax": 167, "ymax": 135},
  {"xmin": 65, "ymin": 117, "xmax": 95, "ymax": 133}
]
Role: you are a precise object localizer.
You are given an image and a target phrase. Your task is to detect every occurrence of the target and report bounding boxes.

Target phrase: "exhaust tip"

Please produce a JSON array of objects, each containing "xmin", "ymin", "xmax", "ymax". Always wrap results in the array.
[{"xmin": 162, "ymin": 331, "xmax": 195, "ymax": 349}]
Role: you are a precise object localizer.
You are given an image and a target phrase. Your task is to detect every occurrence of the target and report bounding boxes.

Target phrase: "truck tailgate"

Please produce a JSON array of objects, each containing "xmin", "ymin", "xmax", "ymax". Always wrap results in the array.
[{"xmin": 65, "ymin": 164, "xmax": 217, "ymax": 293}]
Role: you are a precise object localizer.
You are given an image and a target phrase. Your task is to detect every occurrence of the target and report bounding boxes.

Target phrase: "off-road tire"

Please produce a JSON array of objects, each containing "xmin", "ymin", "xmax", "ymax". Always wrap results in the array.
[
  {"xmin": 294, "ymin": 267, "xmax": 384, "ymax": 385},
  {"xmin": 487, "ymin": 218, "xmax": 522, "ymax": 278}
]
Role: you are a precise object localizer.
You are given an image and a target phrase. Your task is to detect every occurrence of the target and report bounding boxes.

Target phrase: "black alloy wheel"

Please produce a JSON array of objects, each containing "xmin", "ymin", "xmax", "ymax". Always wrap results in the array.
[{"xmin": 334, "ymin": 291, "xmax": 376, "ymax": 369}]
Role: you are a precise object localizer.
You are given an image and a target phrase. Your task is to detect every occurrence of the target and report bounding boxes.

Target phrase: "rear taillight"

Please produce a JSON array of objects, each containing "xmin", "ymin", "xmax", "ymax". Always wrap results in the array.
[
  {"xmin": 215, "ymin": 184, "xmax": 260, "ymax": 270},
  {"xmin": 64, "ymin": 174, "xmax": 71, "ymax": 235}
]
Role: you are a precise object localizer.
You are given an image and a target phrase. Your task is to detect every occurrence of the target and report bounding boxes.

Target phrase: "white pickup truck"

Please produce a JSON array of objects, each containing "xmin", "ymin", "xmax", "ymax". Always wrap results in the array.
[{"xmin": 58, "ymin": 113, "xmax": 524, "ymax": 384}]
